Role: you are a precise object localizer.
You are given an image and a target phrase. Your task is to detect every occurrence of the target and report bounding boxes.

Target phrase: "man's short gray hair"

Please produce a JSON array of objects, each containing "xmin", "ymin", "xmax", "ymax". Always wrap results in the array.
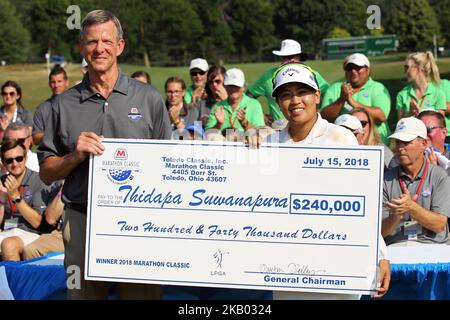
[{"xmin": 80, "ymin": 10, "xmax": 123, "ymax": 43}]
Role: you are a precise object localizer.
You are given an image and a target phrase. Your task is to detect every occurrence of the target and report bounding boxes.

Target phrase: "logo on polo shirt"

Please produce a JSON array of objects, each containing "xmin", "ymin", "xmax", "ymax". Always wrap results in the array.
[
  {"xmin": 101, "ymin": 147, "xmax": 141, "ymax": 185},
  {"xmin": 363, "ymin": 91, "xmax": 369, "ymax": 98},
  {"xmin": 24, "ymin": 190, "xmax": 32, "ymax": 201},
  {"xmin": 128, "ymin": 107, "xmax": 142, "ymax": 122}
]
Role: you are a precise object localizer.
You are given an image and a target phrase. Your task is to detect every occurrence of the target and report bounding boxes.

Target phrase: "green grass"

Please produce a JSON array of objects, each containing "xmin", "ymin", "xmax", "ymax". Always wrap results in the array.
[{"xmin": 1, "ymin": 53, "xmax": 450, "ymax": 130}]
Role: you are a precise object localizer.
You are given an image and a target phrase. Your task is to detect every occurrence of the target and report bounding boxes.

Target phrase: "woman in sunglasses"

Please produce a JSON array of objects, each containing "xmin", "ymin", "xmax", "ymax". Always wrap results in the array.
[
  {"xmin": 350, "ymin": 108, "xmax": 394, "ymax": 168},
  {"xmin": 0, "ymin": 81, "xmax": 33, "ymax": 142},
  {"xmin": 396, "ymin": 52, "xmax": 446, "ymax": 119},
  {"xmin": 185, "ymin": 58, "xmax": 209, "ymax": 104}
]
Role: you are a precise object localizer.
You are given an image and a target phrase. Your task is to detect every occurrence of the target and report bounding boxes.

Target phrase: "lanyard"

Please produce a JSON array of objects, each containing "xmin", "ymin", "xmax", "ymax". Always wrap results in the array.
[
  {"xmin": 7, "ymin": 185, "xmax": 24, "ymax": 214},
  {"xmin": 417, "ymin": 96, "xmax": 426, "ymax": 110},
  {"xmin": 398, "ymin": 160, "xmax": 429, "ymax": 202},
  {"xmin": 226, "ymin": 110, "xmax": 238, "ymax": 129}
]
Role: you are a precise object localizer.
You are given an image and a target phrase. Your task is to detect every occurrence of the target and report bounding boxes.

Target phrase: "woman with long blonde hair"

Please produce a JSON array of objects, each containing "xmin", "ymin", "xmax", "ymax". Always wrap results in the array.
[{"xmin": 396, "ymin": 51, "xmax": 446, "ymax": 119}]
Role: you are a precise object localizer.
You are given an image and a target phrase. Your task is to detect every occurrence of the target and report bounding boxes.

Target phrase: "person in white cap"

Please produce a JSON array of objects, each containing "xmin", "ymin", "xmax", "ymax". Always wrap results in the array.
[
  {"xmin": 334, "ymin": 114, "xmax": 364, "ymax": 144},
  {"xmin": 262, "ymin": 62, "xmax": 390, "ymax": 300},
  {"xmin": 247, "ymin": 39, "xmax": 329, "ymax": 126},
  {"xmin": 320, "ymin": 53, "xmax": 392, "ymax": 145},
  {"xmin": 185, "ymin": 58, "xmax": 209, "ymax": 104},
  {"xmin": 205, "ymin": 68, "xmax": 265, "ymax": 133},
  {"xmin": 382, "ymin": 116, "xmax": 450, "ymax": 246}
]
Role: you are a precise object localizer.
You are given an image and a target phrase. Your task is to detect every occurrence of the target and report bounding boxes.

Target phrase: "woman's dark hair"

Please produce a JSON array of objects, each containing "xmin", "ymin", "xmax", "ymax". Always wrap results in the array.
[
  {"xmin": 131, "ymin": 70, "xmax": 151, "ymax": 84},
  {"xmin": 205, "ymin": 65, "xmax": 226, "ymax": 99},
  {"xmin": 1, "ymin": 80, "xmax": 22, "ymax": 104}
]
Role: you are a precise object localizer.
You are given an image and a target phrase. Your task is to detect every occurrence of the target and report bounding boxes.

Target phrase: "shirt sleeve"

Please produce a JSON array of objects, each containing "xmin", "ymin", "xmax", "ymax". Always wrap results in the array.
[
  {"xmin": 205, "ymin": 103, "xmax": 219, "ymax": 130},
  {"xmin": 320, "ymin": 82, "xmax": 340, "ymax": 110},
  {"xmin": 32, "ymin": 103, "xmax": 45, "ymax": 134},
  {"xmin": 430, "ymin": 168, "xmax": 450, "ymax": 218},
  {"xmin": 149, "ymin": 93, "xmax": 172, "ymax": 140},
  {"xmin": 371, "ymin": 83, "xmax": 391, "ymax": 117},
  {"xmin": 37, "ymin": 99, "xmax": 64, "ymax": 164},
  {"xmin": 248, "ymin": 69, "xmax": 273, "ymax": 99},
  {"xmin": 435, "ymin": 87, "xmax": 447, "ymax": 111},
  {"xmin": 247, "ymin": 99, "xmax": 265, "ymax": 128}
]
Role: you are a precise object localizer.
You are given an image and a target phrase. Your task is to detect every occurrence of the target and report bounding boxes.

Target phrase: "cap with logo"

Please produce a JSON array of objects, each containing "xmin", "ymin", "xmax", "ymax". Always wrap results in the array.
[
  {"xmin": 272, "ymin": 39, "xmax": 302, "ymax": 57},
  {"xmin": 334, "ymin": 114, "xmax": 363, "ymax": 134},
  {"xmin": 388, "ymin": 117, "xmax": 427, "ymax": 142},
  {"xmin": 224, "ymin": 68, "xmax": 245, "ymax": 87},
  {"xmin": 272, "ymin": 63, "xmax": 318, "ymax": 97},
  {"xmin": 343, "ymin": 53, "xmax": 370, "ymax": 68},
  {"xmin": 189, "ymin": 58, "xmax": 209, "ymax": 72}
]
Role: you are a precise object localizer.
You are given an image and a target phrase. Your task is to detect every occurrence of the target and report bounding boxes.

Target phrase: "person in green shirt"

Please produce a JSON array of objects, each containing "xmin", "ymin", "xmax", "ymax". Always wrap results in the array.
[
  {"xmin": 184, "ymin": 58, "xmax": 209, "ymax": 104},
  {"xmin": 439, "ymin": 79, "xmax": 450, "ymax": 142},
  {"xmin": 396, "ymin": 51, "xmax": 445, "ymax": 120},
  {"xmin": 247, "ymin": 39, "xmax": 329, "ymax": 125},
  {"xmin": 206, "ymin": 68, "xmax": 265, "ymax": 134},
  {"xmin": 320, "ymin": 53, "xmax": 392, "ymax": 145}
]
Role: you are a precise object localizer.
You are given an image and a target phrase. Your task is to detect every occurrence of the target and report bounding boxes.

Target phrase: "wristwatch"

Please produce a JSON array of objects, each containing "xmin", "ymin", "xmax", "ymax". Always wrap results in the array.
[{"xmin": 12, "ymin": 196, "xmax": 22, "ymax": 204}]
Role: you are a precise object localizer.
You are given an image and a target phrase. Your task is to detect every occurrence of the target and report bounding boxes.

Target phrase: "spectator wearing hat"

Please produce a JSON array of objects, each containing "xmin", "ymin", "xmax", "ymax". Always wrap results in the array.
[
  {"xmin": 334, "ymin": 114, "xmax": 365, "ymax": 145},
  {"xmin": 205, "ymin": 68, "xmax": 265, "ymax": 133},
  {"xmin": 32, "ymin": 65, "xmax": 70, "ymax": 146},
  {"xmin": 261, "ymin": 63, "xmax": 390, "ymax": 299},
  {"xmin": 397, "ymin": 52, "xmax": 445, "ymax": 119},
  {"xmin": 349, "ymin": 108, "xmax": 394, "ymax": 169},
  {"xmin": 185, "ymin": 58, "xmax": 209, "ymax": 104},
  {"xmin": 320, "ymin": 53, "xmax": 392, "ymax": 145},
  {"xmin": 382, "ymin": 117, "xmax": 450, "ymax": 246},
  {"xmin": 247, "ymin": 39, "xmax": 329, "ymax": 126}
]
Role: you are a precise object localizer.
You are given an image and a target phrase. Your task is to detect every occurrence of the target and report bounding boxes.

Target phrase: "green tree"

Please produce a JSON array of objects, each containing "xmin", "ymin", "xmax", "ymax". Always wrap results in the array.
[
  {"xmin": 224, "ymin": 0, "xmax": 275, "ymax": 62},
  {"xmin": 386, "ymin": 0, "xmax": 442, "ymax": 51},
  {"xmin": 429, "ymin": 0, "xmax": 450, "ymax": 46},
  {"xmin": 328, "ymin": 27, "xmax": 351, "ymax": 38},
  {"xmin": 0, "ymin": 0, "xmax": 30, "ymax": 64},
  {"xmin": 190, "ymin": 0, "xmax": 235, "ymax": 64}
]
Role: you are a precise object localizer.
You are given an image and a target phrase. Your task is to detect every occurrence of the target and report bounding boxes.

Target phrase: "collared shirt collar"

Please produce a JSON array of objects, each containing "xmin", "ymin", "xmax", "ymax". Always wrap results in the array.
[
  {"xmin": 223, "ymin": 94, "xmax": 250, "ymax": 113},
  {"xmin": 80, "ymin": 68, "xmax": 129, "ymax": 102},
  {"xmin": 280, "ymin": 113, "xmax": 327, "ymax": 143},
  {"xmin": 398, "ymin": 157, "xmax": 427, "ymax": 181},
  {"xmin": 406, "ymin": 82, "xmax": 434, "ymax": 99}
]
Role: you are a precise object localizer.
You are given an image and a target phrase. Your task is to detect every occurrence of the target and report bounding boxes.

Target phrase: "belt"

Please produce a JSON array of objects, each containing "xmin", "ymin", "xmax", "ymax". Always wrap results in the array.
[{"xmin": 66, "ymin": 203, "xmax": 88, "ymax": 213}]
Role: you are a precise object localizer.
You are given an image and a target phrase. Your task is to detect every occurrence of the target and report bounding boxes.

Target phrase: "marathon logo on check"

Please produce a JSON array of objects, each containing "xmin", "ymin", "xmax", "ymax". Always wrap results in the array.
[
  {"xmin": 128, "ymin": 107, "xmax": 143, "ymax": 122},
  {"xmin": 114, "ymin": 148, "xmax": 128, "ymax": 160}
]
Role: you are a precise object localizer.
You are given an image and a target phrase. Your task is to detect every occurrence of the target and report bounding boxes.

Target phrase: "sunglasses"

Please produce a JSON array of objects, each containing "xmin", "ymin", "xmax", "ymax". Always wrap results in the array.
[
  {"xmin": 190, "ymin": 71, "xmax": 206, "ymax": 77},
  {"xmin": 360, "ymin": 120, "xmax": 369, "ymax": 128},
  {"xmin": 345, "ymin": 65, "xmax": 365, "ymax": 72},
  {"xmin": 4, "ymin": 156, "xmax": 24, "ymax": 165},
  {"xmin": 426, "ymin": 126, "xmax": 444, "ymax": 134},
  {"xmin": 2, "ymin": 91, "xmax": 16, "ymax": 97}
]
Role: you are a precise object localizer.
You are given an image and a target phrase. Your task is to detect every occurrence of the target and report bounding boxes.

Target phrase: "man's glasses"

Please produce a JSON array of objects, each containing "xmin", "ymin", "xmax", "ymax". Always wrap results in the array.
[
  {"xmin": 360, "ymin": 120, "xmax": 369, "ymax": 128},
  {"xmin": 2, "ymin": 91, "xmax": 16, "ymax": 97},
  {"xmin": 4, "ymin": 156, "xmax": 24, "ymax": 165},
  {"xmin": 166, "ymin": 90, "xmax": 182, "ymax": 96},
  {"xmin": 345, "ymin": 65, "xmax": 365, "ymax": 72},
  {"xmin": 190, "ymin": 71, "xmax": 206, "ymax": 77},
  {"xmin": 426, "ymin": 126, "xmax": 444, "ymax": 134}
]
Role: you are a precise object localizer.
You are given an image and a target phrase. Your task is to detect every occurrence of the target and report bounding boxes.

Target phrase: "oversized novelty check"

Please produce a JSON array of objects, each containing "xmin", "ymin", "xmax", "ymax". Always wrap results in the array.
[{"xmin": 85, "ymin": 139, "xmax": 384, "ymax": 295}]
